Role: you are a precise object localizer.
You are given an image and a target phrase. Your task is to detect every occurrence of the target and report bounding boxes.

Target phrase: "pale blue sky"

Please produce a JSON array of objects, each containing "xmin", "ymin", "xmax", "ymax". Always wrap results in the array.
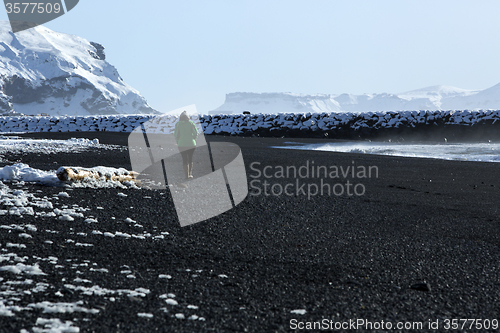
[{"xmin": 2, "ymin": 0, "xmax": 500, "ymax": 113}]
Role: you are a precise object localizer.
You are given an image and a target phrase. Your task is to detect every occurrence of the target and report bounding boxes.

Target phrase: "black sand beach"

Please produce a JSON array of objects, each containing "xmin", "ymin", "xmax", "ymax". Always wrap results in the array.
[{"xmin": 1, "ymin": 132, "xmax": 499, "ymax": 332}]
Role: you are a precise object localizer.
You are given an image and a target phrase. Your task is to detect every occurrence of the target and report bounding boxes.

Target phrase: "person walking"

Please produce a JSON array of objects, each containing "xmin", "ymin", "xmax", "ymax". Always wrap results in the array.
[{"xmin": 174, "ymin": 111, "xmax": 199, "ymax": 180}]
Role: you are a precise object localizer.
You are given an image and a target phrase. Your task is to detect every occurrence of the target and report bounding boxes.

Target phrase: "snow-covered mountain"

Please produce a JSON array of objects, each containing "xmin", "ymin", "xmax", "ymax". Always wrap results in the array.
[
  {"xmin": 0, "ymin": 21, "xmax": 158, "ymax": 116},
  {"xmin": 211, "ymin": 84, "xmax": 500, "ymax": 114}
]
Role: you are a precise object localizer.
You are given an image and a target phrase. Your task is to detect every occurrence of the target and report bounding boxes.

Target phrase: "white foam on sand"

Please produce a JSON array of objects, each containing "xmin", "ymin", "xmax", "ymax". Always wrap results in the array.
[{"xmin": 274, "ymin": 142, "xmax": 500, "ymax": 163}]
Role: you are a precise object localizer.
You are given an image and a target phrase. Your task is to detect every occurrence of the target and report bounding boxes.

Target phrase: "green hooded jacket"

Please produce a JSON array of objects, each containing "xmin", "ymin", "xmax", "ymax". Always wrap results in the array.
[{"xmin": 174, "ymin": 120, "xmax": 199, "ymax": 147}]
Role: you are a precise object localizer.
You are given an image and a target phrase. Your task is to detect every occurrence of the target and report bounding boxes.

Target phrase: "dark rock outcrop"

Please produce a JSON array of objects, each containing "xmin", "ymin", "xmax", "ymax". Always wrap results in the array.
[{"xmin": 89, "ymin": 42, "xmax": 106, "ymax": 61}]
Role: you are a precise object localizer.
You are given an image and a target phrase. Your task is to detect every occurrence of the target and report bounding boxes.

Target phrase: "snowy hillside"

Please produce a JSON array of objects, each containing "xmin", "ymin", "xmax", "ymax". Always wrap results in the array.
[
  {"xmin": 0, "ymin": 21, "xmax": 158, "ymax": 116},
  {"xmin": 212, "ymin": 92, "xmax": 343, "ymax": 114},
  {"xmin": 211, "ymin": 84, "xmax": 500, "ymax": 114}
]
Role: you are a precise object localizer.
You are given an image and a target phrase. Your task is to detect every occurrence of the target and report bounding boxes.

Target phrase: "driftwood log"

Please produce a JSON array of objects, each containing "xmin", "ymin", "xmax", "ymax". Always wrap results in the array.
[{"xmin": 56, "ymin": 166, "xmax": 138, "ymax": 183}]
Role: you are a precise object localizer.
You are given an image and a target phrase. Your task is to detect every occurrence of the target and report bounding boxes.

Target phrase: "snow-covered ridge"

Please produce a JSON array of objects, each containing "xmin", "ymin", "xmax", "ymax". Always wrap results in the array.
[
  {"xmin": 214, "ymin": 92, "xmax": 343, "ymax": 114},
  {"xmin": 1, "ymin": 110, "xmax": 500, "ymax": 137},
  {"xmin": 0, "ymin": 21, "xmax": 158, "ymax": 116},
  {"xmin": 212, "ymin": 83, "xmax": 500, "ymax": 114}
]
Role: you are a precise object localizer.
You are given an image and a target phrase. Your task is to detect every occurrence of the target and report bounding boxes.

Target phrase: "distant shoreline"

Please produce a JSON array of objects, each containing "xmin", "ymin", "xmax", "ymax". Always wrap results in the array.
[{"xmin": 5, "ymin": 130, "xmax": 500, "ymax": 147}]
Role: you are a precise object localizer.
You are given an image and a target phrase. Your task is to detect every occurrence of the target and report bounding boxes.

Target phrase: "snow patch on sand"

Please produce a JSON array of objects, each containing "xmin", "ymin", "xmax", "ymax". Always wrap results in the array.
[
  {"xmin": 0, "ymin": 263, "xmax": 45, "ymax": 275},
  {"xmin": 0, "ymin": 163, "xmax": 138, "ymax": 188}
]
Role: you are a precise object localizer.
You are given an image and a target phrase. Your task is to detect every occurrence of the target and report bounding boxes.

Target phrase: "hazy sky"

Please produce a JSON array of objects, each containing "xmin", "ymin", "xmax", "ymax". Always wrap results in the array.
[{"xmin": 2, "ymin": 0, "xmax": 500, "ymax": 113}]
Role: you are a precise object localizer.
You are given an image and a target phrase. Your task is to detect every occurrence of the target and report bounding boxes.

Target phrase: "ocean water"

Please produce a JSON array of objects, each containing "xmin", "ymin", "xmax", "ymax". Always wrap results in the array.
[{"xmin": 273, "ymin": 142, "xmax": 500, "ymax": 163}]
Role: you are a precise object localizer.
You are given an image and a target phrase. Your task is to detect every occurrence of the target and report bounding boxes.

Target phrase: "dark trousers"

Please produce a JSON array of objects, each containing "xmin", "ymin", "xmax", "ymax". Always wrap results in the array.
[{"xmin": 179, "ymin": 147, "xmax": 195, "ymax": 165}]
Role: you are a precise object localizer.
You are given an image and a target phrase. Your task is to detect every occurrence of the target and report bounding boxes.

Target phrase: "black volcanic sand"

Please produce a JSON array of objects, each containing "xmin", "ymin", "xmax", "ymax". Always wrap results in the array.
[{"xmin": 1, "ymin": 132, "xmax": 500, "ymax": 332}]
